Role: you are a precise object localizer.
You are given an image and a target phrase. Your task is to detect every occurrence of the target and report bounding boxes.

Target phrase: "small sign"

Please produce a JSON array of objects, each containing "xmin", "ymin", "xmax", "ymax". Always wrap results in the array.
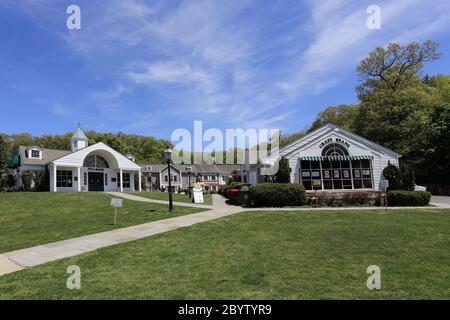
[
  {"xmin": 193, "ymin": 187, "xmax": 204, "ymax": 204},
  {"xmin": 381, "ymin": 179, "xmax": 389, "ymax": 191},
  {"xmin": 111, "ymin": 198, "xmax": 123, "ymax": 208}
]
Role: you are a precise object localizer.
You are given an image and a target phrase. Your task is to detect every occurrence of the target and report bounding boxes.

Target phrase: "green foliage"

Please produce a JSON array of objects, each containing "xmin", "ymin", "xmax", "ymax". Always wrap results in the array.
[
  {"xmin": 0, "ymin": 173, "xmax": 16, "ymax": 192},
  {"xmin": 357, "ymin": 40, "xmax": 441, "ymax": 95},
  {"xmin": 248, "ymin": 183, "xmax": 306, "ymax": 207},
  {"xmin": 400, "ymin": 164, "xmax": 415, "ymax": 191},
  {"xmin": 315, "ymin": 192, "xmax": 380, "ymax": 207},
  {"xmin": 275, "ymin": 158, "xmax": 291, "ymax": 183},
  {"xmin": 20, "ymin": 170, "xmax": 49, "ymax": 192},
  {"xmin": 387, "ymin": 190, "xmax": 431, "ymax": 207},
  {"xmin": 220, "ymin": 182, "xmax": 250, "ymax": 197},
  {"xmin": 307, "ymin": 104, "xmax": 359, "ymax": 133},
  {"xmin": 383, "ymin": 165, "xmax": 403, "ymax": 191}
]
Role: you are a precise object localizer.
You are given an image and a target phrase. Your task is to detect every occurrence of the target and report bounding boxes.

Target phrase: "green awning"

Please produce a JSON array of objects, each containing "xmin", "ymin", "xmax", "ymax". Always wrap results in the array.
[
  {"xmin": 300, "ymin": 155, "xmax": 373, "ymax": 161},
  {"xmin": 9, "ymin": 154, "xmax": 20, "ymax": 168}
]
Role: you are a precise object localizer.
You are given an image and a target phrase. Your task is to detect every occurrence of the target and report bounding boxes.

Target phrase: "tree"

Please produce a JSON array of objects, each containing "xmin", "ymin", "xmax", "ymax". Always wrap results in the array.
[
  {"xmin": 383, "ymin": 164, "xmax": 403, "ymax": 191},
  {"xmin": 357, "ymin": 40, "xmax": 441, "ymax": 96},
  {"xmin": 307, "ymin": 104, "xmax": 358, "ymax": 133},
  {"xmin": 275, "ymin": 158, "xmax": 291, "ymax": 183}
]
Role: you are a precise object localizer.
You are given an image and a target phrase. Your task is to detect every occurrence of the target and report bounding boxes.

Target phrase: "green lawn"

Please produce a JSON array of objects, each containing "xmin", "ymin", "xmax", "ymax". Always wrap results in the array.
[
  {"xmin": 1, "ymin": 208, "xmax": 449, "ymax": 299},
  {"xmin": 0, "ymin": 192, "xmax": 205, "ymax": 253},
  {"xmin": 130, "ymin": 191, "xmax": 213, "ymax": 205}
]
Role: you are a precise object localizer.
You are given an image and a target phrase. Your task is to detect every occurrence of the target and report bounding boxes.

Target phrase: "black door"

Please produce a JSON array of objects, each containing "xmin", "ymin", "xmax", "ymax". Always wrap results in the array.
[{"xmin": 88, "ymin": 172, "xmax": 104, "ymax": 192}]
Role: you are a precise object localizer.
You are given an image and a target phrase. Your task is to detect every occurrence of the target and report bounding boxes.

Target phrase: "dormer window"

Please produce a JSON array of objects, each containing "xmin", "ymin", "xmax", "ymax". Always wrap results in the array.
[{"xmin": 28, "ymin": 147, "xmax": 42, "ymax": 159}]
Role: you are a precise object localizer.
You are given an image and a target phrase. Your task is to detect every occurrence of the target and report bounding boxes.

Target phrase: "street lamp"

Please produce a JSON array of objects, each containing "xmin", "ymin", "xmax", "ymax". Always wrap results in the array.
[
  {"xmin": 164, "ymin": 148, "xmax": 173, "ymax": 212},
  {"xmin": 186, "ymin": 166, "xmax": 192, "ymax": 198}
]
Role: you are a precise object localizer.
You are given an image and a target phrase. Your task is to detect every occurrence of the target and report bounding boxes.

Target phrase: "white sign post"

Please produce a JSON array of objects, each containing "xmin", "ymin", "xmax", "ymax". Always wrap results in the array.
[
  {"xmin": 192, "ymin": 185, "xmax": 204, "ymax": 204},
  {"xmin": 381, "ymin": 179, "xmax": 389, "ymax": 210},
  {"xmin": 111, "ymin": 198, "xmax": 123, "ymax": 225}
]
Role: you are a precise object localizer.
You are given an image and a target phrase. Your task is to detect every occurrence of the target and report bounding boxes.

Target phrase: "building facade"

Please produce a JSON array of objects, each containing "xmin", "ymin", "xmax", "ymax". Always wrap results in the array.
[
  {"xmin": 242, "ymin": 124, "xmax": 400, "ymax": 192},
  {"xmin": 141, "ymin": 164, "xmax": 240, "ymax": 193},
  {"xmin": 11, "ymin": 126, "xmax": 142, "ymax": 192}
]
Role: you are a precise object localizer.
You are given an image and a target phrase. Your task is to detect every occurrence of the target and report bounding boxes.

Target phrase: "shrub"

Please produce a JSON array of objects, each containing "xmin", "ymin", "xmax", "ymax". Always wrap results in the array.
[
  {"xmin": 383, "ymin": 164, "xmax": 403, "ymax": 191},
  {"xmin": 400, "ymin": 164, "xmax": 415, "ymax": 191},
  {"xmin": 221, "ymin": 182, "xmax": 250, "ymax": 198},
  {"xmin": 275, "ymin": 158, "xmax": 291, "ymax": 183},
  {"xmin": 387, "ymin": 190, "xmax": 431, "ymax": 207},
  {"xmin": 21, "ymin": 170, "xmax": 49, "ymax": 192},
  {"xmin": 248, "ymin": 183, "xmax": 306, "ymax": 207},
  {"xmin": 313, "ymin": 191, "xmax": 381, "ymax": 207}
]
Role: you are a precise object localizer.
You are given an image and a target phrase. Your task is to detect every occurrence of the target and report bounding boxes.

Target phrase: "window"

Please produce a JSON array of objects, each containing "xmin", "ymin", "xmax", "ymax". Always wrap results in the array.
[
  {"xmin": 117, "ymin": 173, "xmax": 130, "ymax": 188},
  {"xmin": 104, "ymin": 173, "xmax": 108, "ymax": 186},
  {"xmin": 164, "ymin": 175, "xmax": 177, "ymax": 182},
  {"xmin": 83, "ymin": 155, "xmax": 110, "ymax": 168},
  {"xmin": 322, "ymin": 143, "xmax": 349, "ymax": 157},
  {"xmin": 211, "ymin": 175, "xmax": 216, "ymax": 181},
  {"xmin": 57, "ymin": 170, "xmax": 73, "ymax": 188},
  {"xmin": 301, "ymin": 158, "xmax": 371, "ymax": 191},
  {"xmin": 212, "ymin": 186, "xmax": 217, "ymax": 191},
  {"xmin": 352, "ymin": 159, "xmax": 373, "ymax": 189},
  {"xmin": 83, "ymin": 172, "xmax": 87, "ymax": 186},
  {"xmin": 30, "ymin": 149, "xmax": 40, "ymax": 158}
]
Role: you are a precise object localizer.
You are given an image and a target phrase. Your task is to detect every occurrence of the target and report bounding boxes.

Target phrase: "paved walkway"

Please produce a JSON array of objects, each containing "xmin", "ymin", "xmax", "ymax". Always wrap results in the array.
[
  {"xmin": 431, "ymin": 196, "xmax": 450, "ymax": 208},
  {"xmin": 0, "ymin": 194, "xmax": 240, "ymax": 276},
  {"xmin": 107, "ymin": 192, "xmax": 214, "ymax": 209},
  {"xmin": 1, "ymin": 193, "xmax": 449, "ymax": 277}
]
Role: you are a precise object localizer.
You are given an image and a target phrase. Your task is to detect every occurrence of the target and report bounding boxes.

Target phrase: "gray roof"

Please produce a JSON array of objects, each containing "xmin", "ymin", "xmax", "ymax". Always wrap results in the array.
[
  {"xmin": 141, "ymin": 163, "xmax": 241, "ymax": 174},
  {"xmin": 72, "ymin": 127, "xmax": 88, "ymax": 140},
  {"xmin": 18, "ymin": 145, "xmax": 71, "ymax": 166}
]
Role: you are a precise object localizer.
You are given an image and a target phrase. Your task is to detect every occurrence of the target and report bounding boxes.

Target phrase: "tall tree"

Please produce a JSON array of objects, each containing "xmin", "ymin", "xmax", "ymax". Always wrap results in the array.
[{"xmin": 357, "ymin": 40, "xmax": 441, "ymax": 97}]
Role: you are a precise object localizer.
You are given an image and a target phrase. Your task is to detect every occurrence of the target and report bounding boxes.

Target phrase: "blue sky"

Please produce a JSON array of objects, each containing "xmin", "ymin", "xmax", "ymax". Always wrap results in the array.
[{"xmin": 1, "ymin": 0, "xmax": 450, "ymax": 140}]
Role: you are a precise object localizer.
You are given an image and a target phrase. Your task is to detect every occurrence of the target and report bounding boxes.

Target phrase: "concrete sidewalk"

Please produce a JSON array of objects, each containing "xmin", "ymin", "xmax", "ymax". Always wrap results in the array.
[
  {"xmin": 107, "ymin": 192, "xmax": 214, "ymax": 209},
  {"xmin": 1, "ymin": 195, "xmax": 240, "ymax": 276}
]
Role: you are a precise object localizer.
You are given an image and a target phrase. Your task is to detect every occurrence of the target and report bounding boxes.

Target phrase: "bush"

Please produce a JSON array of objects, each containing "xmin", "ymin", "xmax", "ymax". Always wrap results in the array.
[
  {"xmin": 387, "ymin": 190, "xmax": 431, "ymax": 207},
  {"xmin": 275, "ymin": 158, "xmax": 291, "ymax": 183},
  {"xmin": 313, "ymin": 191, "xmax": 381, "ymax": 207},
  {"xmin": 400, "ymin": 164, "xmax": 415, "ymax": 191},
  {"xmin": 220, "ymin": 182, "xmax": 251, "ymax": 198},
  {"xmin": 248, "ymin": 183, "xmax": 306, "ymax": 207},
  {"xmin": 383, "ymin": 164, "xmax": 403, "ymax": 191},
  {"xmin": 21, "ymin": 170, "xmax": 49, "ymax": 192},
  {"xmin": 0, "ymin": 173, "xmax": 15, "ymax": 189}
]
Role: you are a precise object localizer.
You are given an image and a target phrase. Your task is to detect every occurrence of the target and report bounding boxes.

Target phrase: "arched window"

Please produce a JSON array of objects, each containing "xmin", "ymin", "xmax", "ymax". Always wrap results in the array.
[
  {"xmin": 83, "ymin": 155, "xmax": 110, "ymax": 168},
  {"xmin": 322, "ymin": 143, "xmax": 349, "ymax": 157}
]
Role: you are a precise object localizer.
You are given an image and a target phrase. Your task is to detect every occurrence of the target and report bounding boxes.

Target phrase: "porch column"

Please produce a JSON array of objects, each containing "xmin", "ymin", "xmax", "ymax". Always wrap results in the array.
[
  {"xmin": 138, "ymin": 169, "xmax": 142, "ymax": 192},
  {"xmin": 120, "ymin": 168, "xmax": 124, "ymax": 192},
  {"xmin": 52, "ymin": 164, "xmax": 57, "ymax": 192},
  {"xmin": 77, "ymin": 167, "xmax": 81, "ymax": 192}
]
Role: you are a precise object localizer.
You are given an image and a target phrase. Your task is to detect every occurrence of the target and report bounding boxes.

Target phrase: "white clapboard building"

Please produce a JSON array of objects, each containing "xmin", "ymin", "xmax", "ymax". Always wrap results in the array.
[
  {"xmin": 242, "ymin": 124, "xmax": 400, "ymax": 192},
  {"xmin": 11, "ymin": 126, "xmax": 142, "ymax": 192}
]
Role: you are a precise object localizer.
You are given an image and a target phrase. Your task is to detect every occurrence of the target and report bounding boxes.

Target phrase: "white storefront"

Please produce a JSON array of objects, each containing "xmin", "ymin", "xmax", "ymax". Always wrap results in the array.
[
  {"xmin": 48, "ymin": 128, "xmax": 142, "ymax": 192},
  {"xmin": 244, "ymin": 124, "xmax": 401, "ymax": 191}
]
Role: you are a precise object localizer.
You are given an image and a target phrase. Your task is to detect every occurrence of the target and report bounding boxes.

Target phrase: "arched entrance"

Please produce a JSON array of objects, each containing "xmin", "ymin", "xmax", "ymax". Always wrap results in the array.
[{"xmin": 83, "ymin": 154, "xmax": 110, "ymax": 192}]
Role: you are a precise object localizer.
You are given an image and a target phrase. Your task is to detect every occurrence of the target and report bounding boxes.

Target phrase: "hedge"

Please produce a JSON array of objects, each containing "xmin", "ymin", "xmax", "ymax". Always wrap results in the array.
[
  {"xmin": 248, "ymin": 183, "xmax": 306, "ymax": 207},
  {"xmin": 387, "ymin": 190, "xmax": 431, "ymax": 207},
  {"xmin": 220, "ymin": 182, "xmax": 251, "ymax": 198}
]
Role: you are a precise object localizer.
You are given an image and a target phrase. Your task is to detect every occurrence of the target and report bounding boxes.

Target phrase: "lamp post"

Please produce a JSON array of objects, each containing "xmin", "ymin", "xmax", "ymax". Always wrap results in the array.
[
  {"xmin": 186, "ymin": 166, "xmax": 192, "ymax": 198},
  {"xmin": 164, "ymin": 148, "xmax": 174, "ymax": 212}
]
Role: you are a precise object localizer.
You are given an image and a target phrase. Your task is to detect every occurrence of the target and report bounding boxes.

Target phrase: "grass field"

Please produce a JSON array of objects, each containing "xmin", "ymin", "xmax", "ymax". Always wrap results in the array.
[
  {"xmin": 1, "ymin": 208, "xmax": 449, "ymax": 299},
  {"xmin": 0, "ymin": 192, "xmax": 205, "ymax": 253},
  {"xmin": 130, "ymin": 191, "xmax": 213, "ymax": 205}
]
